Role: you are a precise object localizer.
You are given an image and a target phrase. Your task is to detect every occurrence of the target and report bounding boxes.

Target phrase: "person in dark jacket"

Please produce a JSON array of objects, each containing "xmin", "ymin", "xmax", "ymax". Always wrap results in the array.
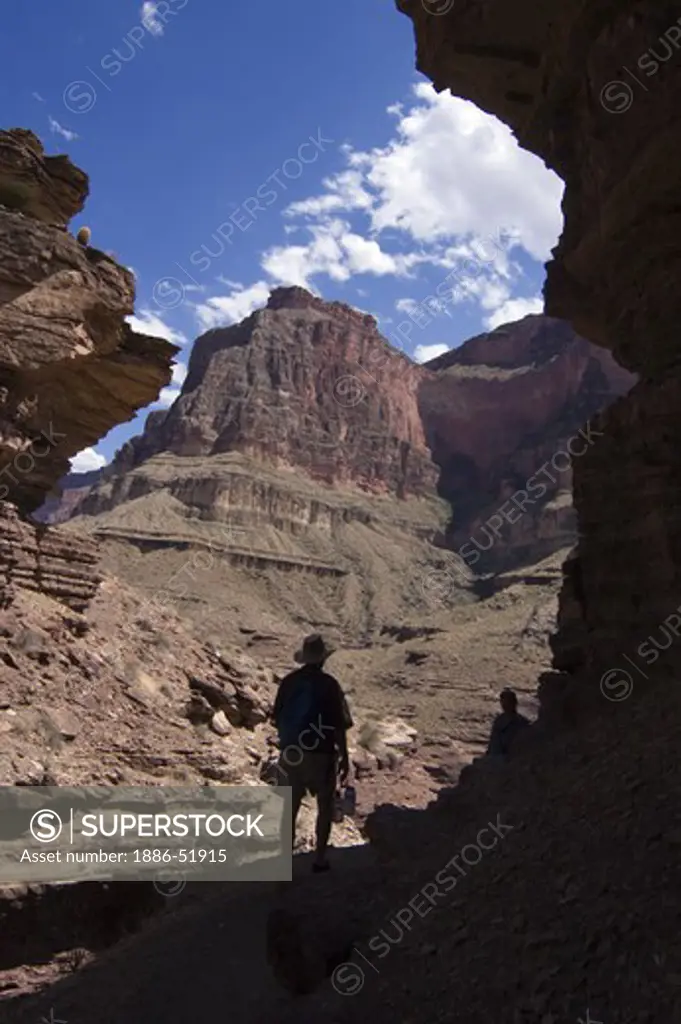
[
  {"xmin": 486, "ymin": 688, "xmax": 530, "ymax": 760},
  {"xmin": 273, "ymin": 634, "xmax": 352, "ymax": 872}
]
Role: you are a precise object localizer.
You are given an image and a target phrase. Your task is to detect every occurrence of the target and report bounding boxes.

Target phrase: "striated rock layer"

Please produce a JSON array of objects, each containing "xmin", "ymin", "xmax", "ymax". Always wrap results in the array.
[
  {"xmin": 0, "ymin": 501, "xmax": 101, "ymax": 611},
  {"xmin": 397, "ymin": 0, "xmax": 681, "ymax": 686},
  {"xmin": 64, "ymin": 450, "xmax": 455, "ymax": 651},
  {"xmin": 0, "ymin": 127, "xmax": 88, "ymax": 224},
  {"xmin": 0, "ymin": 128, "xmax": 179, "ymax": 513}
]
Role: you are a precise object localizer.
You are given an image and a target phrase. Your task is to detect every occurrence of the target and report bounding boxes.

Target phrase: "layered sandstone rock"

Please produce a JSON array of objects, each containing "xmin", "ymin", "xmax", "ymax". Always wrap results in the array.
[
  {"xmin": 52, "ymin": 288, "xmax": 457, "ymax": 641},
  {"xmin": 0, "ymin": 500, "xmax": 101, "ymax": 611},
  {"xmin": 62, "ymin": 450, "xmax": 454, "ymax": 650},
  {"xmin": 54, "ymin": 309, "xmax": 632, "ymax": 658},
  {"xmin": 0, "ymin": 127, "xmax": 88, "ymax": 224},
  {"xmin": 397, "ymin": 1, "xmax": 681, "ymax": 684},
  {"xmin": 0, "ymin": 128, "xmax": 179, "ymax": 513}
]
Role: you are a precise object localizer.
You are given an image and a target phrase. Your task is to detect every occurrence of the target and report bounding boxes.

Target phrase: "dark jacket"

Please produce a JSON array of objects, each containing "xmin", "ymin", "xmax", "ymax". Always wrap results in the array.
[
  {"xmin": 273, "ymin": 665, "xmax": 353, "ymax": 754},
  {"xmin": 486, "ymin": 711, "xmax": 530, "ymax": 759}
]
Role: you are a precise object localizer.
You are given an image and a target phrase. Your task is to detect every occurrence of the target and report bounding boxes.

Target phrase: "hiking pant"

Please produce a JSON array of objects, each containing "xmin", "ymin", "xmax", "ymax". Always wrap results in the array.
[{"xmin": 277, "ymin": 751, "xmax": 336, "ymax": 852}]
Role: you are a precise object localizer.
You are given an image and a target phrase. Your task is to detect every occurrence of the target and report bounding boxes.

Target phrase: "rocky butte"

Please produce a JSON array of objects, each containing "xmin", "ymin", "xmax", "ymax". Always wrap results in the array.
[
  {"xmin": 98, "ymin": 285, "xmax": 437, "ymax": 497},
  {"xmin": 54, "ymin": 286, "xmax": 453, "ymax": 646}
]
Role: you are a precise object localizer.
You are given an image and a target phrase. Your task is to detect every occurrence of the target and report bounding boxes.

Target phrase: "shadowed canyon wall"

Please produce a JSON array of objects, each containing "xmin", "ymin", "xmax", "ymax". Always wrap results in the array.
[
  {"xmin": 420, "ymin": 315, "xmax": 633, "ymax": 571},
  {"xmin": 397, "ymin": 1, "xmax": 681, "ymax": 681}
]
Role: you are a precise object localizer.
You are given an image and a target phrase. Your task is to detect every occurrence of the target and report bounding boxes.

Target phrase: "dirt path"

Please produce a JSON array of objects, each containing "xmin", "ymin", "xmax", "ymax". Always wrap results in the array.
[{"xmin": 1, "ymin": 845, "xmax": 381, "ymax": 1024}]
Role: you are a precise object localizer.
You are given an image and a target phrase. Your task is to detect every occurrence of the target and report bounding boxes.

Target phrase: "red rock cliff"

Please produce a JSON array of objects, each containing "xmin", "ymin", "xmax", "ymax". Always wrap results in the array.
[
  {"xmin": 108, "ymin": 286, "xmax": 438, "ymax": 499},
  {"xmin": 418, "ymin": 315, "xmax": 634, "ymax": 568}
]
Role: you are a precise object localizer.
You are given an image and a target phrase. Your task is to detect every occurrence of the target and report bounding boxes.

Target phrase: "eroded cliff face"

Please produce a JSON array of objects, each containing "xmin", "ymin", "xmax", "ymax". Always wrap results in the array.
[
  {"xmin": 111, "ymin": 286, "xmax": 437, "ymax": 499},
  {"xmin": 398, "ymin": 1, "xmax": 681, "ymax": 682},
  {"xmin": 33, "ymin": 469, "xmax": 102, "ymax": 526},
  {"xmin": 52, "ymin": 292, "xmax": 635, "ymax": 664},
  {"xmin": 53, "ymin": 289, "xmax": 458, "ymax": 646},
  {"xmin": 419, "ymin": 315, "xmax": 634, "ymax": 570},
  {"xmin": 0, "ymin": 128, "xmax": 179, "ymax": 514}
]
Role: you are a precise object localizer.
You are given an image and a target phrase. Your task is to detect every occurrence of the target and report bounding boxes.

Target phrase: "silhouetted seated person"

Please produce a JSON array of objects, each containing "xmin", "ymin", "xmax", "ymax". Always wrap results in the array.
[{"xmin": 486, "ymin": 688, "xmax": 530, "ymax": 760}]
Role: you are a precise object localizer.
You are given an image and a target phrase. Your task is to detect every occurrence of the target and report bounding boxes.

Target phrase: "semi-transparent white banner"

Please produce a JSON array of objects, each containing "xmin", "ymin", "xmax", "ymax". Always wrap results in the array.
[{"xmin": 0, "ymin": 786, "xmax": 292, "ymax": 883}]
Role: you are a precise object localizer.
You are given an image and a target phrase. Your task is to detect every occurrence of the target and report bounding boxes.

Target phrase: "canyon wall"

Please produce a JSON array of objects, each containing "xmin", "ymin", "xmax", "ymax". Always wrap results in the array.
[
  {"xmin": 420, "ymin": 314, "xmax": 634, "ymax": 570},
  {"xmin": 34, "ymin": 469, "xmax": 102, "ymax": 525},
  {"xmin": 43, "ymin": 287, "xmax": 458, "ymax": 645},
  {"xmin": 0, "ymin": 127, "xmax": 180, "ymax": 624},
  {"xmin": 397, "ymin": 1, "xmax": 681, "ymax": 682}
]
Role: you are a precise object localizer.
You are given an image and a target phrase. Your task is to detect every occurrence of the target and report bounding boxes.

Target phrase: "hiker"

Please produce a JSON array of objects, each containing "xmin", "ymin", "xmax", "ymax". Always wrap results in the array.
[
  {"xmin": 486, "ymin": 687, "xmax": 530, "ymax": 760},
  {"xmin": 273, "ymin": 633, "xmax": 352, "ymax": 873}
]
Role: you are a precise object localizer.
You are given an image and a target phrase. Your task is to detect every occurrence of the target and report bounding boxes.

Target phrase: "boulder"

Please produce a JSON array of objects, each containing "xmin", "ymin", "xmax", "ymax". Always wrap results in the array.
[{"xmin": 210, "ymin": 710, "xmax": 231, "ymax": 736}]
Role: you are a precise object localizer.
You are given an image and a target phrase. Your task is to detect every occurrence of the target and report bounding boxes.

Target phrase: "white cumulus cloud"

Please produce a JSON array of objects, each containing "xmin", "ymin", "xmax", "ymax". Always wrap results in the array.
[
  {"xmin": 193, "ymin": 82, "xmax": 562, "ymax": 331},
  {"xmin": 127, "ymin": 310, "xmax": 188, "ymax": 347},
  {"xmin": 413, "ymin": 343, "xmax": 450, "ymax": 364},
  {"xmin": 285, "ymin": 169, "xmax": 374, "ymax": 220},
  {"xmin": 261, "ymin": 218, "xmax": 425, "ymax": 290},
  {"xmin": 70, "ymin": 447, "xmax": 107, "ymax": 474},
  {"xmin": 265, "ymin": 84, "xmax": 561, "ymax": 293},
  {"xmin": 483, "ymin": 296, "xmax": 544, "ymax": 330},
  {"xmin": 276, "ymin": 83, "xmax": 562, "ymax": 264},
  {"xmin": 359, "ymin": 83, "xmax": 562, "ymax": 261},
  {"xmin": 195, "ymin": 281, "xmax": 272, "ymax": 330}
]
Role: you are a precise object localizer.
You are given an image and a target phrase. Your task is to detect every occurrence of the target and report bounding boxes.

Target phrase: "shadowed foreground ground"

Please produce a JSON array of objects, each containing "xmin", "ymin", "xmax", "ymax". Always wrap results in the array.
[
  {"xmin": 1, "ymin": 845, "xmax": 381, "ymax": 1024},
  {"xmin": 4, "ymin": 676, "xmax": 681, "ymax": 1024}
]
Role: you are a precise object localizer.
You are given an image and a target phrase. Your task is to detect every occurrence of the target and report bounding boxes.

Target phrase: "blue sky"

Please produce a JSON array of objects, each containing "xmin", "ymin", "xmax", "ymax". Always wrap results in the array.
[{"xmin": 1, "ymin": 0, "xmax": 564, "ymax": 472}]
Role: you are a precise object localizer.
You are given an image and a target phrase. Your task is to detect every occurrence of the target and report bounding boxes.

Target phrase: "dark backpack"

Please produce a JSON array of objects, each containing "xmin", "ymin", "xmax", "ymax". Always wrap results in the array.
[{"xmin": 277, "ymin": 675, "xmax": 323, "ymax": 751}]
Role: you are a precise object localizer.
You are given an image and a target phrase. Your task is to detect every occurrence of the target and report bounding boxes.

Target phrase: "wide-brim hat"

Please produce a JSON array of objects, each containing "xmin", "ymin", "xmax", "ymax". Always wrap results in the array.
[{"xmin": 294, "ymin": 633, "xmax": 335, "ymax": 664}]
